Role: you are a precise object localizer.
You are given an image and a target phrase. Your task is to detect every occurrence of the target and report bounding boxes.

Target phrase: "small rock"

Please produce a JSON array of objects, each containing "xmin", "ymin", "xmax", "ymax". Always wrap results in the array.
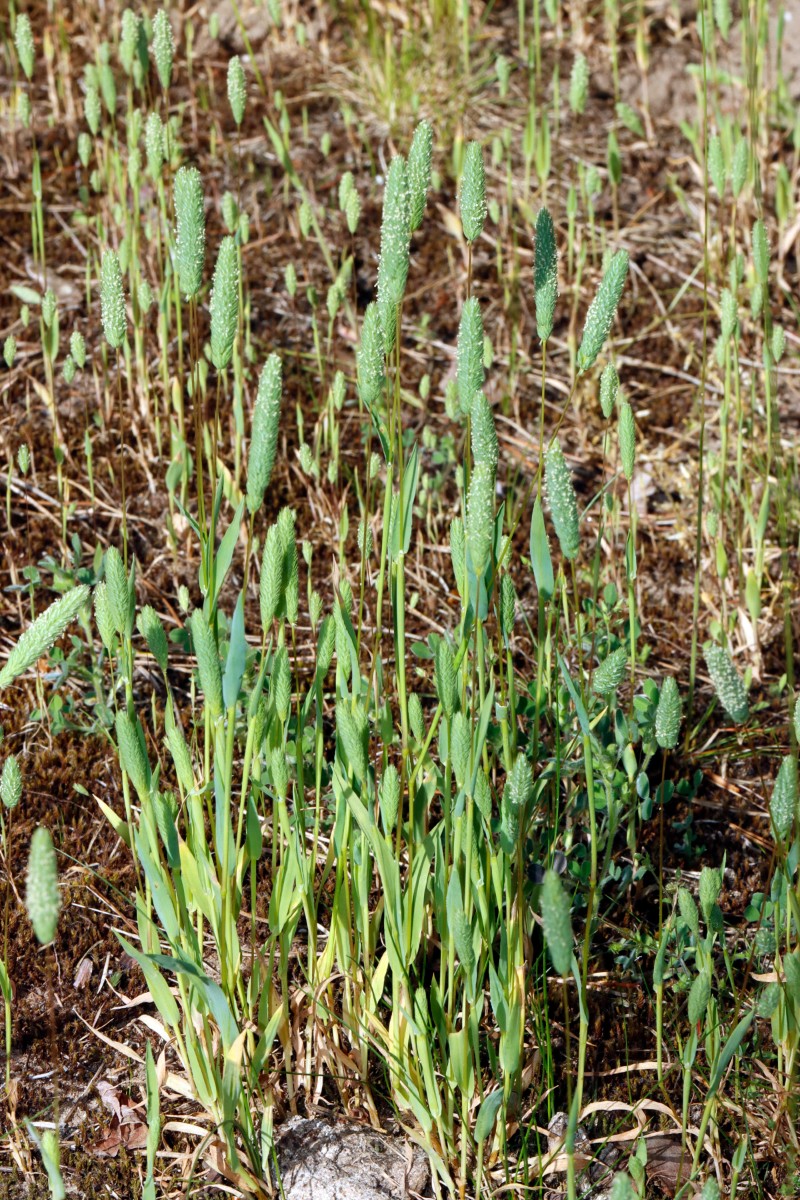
[
  {"xmin": 274, "ymin": 1117, "xmax": 430, "ymax": 1200},
  {"xmin": 194, "ymin": 0, "xmax": 272, "ymax": 56}
]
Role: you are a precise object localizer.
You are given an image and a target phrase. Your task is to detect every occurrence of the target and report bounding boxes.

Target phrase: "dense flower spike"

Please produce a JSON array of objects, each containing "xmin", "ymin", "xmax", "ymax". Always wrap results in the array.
[
  {"xmin": 227, "ymin": 56, "xmax": 247, "ymax": 126},
  {"xmin": 115, "ymin": 711, "xmax": 151, "ymax": 803},
  {"xmin": 379, "ymin": 765, "xmax": 400, "ymax": 834},
  {"xmin": 210, "ymin": 236, "xmax": 239, "ymax": 370},
  {"xmin": 534, "ymin": 208, "xmax": 558, "ymax": 342},
  {"xmin": 599, "ymin": 362, "xmax": 619, "ymax": 419},
  {"xmin": 259, "ymin": 524, "xmax": 284, "ymax": 629},
  {"xmin": 1, "ymin": 754, "xmax": 22, "ymax": 810},
  {"xmin": 105, "ymin": 545, "xmax": 131, "ymax": 635},
  {"xmin": 577, "ymin": 249, "xmax": 629, "ymax": 372},
  {"xmin": 145, "ymin": 111, "xmax": 164, "ymax": 179},
  {"xmin": 592, "ymin": 646, "xmax": 628, "ymax": 694},
  {"xmin": 569, "ymin": 53, "xmax": 589, "ymax": 114},
  {"xmin": 247, "ymin": 354, "xmax": 282, "ymax": 514},
  {"xmin": 345, "ymin": 188, "xmax": 361, "ymax": 235},
  {"xmin": 771, "ymin": 756, "xmax": 798, "ymax": 841},
  {"xmin": 407, "ymin": 119, "xmax": 433, "ymax": 232},
  {"xmin": 189, "ymin": 609, "xmax": 223, "ymax": 721},
  {"xmin": 470, "ymin": 392, "xmax": 498, "ymax": 471},
  {"xmin": 434, "ymin": 639, "xmax": 457, "ymax": 720},
  {"xmin": 84, "ymin": 84, "xmax": 102, "ymax": 135},
  {"xmin": 540, "ymin": 869, "xmax": 572, "ymax": 976},
  {"xmin": 704, "ymin": 643, "xmax": 749, "ymax": 725},
  {"xmin": 119, "ymin": 9, "xmax": 140, "ymax": 76},
  {"xmin": 357, "ymin": 303, "xmax": 385, "ymax": 407},
  {"xmin": 457, "ymin": 297, "xmax": 484, "ymax": 414},
  {"xmin": 152, "ymin": 9, "xmax": 174, "ymax": 91},
  {"xmin": 174, "ymin": 166, "xmax": 206, "ymax": 299},
  {"xmin": 42, "ymin": 289, "xmax": 56, "ymax": 329},
  {"xmin": 99, "ymin": 63, "xmax": 117, "ymax": 116},
  {"xmin": 459, "ymin": 141, "xmax": 487, "ymax": 244},
  {"xmin": 545, "ymin": 441, "xmax": 580, "ymax": 560},
  {"xmin": 25, "ymin": 827, "xmax": 60, "ymax": 945},
  {"xmin": 15, "ymin": 12, "xmax": 35, "ymax": 80},
  {"xmin": 339, "ymin": 171, "xmax": 354, "ymax": 212},
  {"xmin": 500, "ymin": 574, "xmax": 516, "ymax": 640},
  {"xmin": 655, "ymin": 677, "xmax": 682, "ymax": 749},
  {"xmin": 466, "ymin": 462, "xmax": 495, "ymax": 576},
  {"xmin": 707, "ymin": 135, "xmax": 725, "ymax": 198},
  {"xmin": 376, "ymin": 156, "xmax": 411, "ymax": 353},
  {"xmin": 618, "ymin": 399, "xmax": 635, "ymax": 481},
  {"xmin": 100, "ymin": 250, "xmax": 126, "ymax": 348},
  {"xmin": 731, "ymin": 137, "xmax": 747, "ymax": 197}
]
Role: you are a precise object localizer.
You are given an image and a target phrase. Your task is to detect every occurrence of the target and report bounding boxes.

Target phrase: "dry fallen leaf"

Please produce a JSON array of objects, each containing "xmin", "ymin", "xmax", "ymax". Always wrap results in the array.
[
  {"xmin": 90, "ymin": 1115, "xmax": 149, "ymax": 1157},
  {"xmin": 644, "ymin": 1135, "xmax": 693, "ymax": 1193},
  {"xmin": 73, "ymin": 958, "xmax": 93, "ymax": 990}
]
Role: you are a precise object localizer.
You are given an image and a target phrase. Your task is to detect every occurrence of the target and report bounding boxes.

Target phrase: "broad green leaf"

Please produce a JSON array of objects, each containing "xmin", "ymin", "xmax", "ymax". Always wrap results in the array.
[
  {"xmin": 222, "ymin": 592, "xmax": 247, "ymax": 709},
  {"xmin": 475, "ymin": 1089, "xmax": 504, "ymax": 1142}
]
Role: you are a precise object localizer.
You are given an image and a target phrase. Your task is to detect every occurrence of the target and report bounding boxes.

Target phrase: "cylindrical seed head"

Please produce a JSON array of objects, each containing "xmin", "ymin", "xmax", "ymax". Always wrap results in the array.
[
  {"xmin": 152, "ymin": 9, "xmax": 174, "ymax": 91},
  {"xmin": 771, "ymin": 756, "xmax": 798, "ymax": 842},
  {"xmin": 407, "ymin": 119, "xmax": 433, "ymax": 232},
  {"xmin": 534, "ymin": 207, "xmax": 558, "ymax": 342},
  {"xmin": 0, "ymin": 585, "xmax": 90, "ymax": 689},
  {"xmin": 345, "ymin": 188, "xmax": 361, "ymax": 235},
  {"xmin": 174, "ymin": 166, "xmax": 206, "ymax": 299},
  {"xmin": 470, "ymin": 392, "xmax": 498, "ymax": 471},
  {"xmin": 145, "ymin": 111, "xmax": 164, "ymax": 179},
  {"xmin": 434, "ymin": 638, "xmax": 457, "ymax": 720},
  {"xmin": 545, "ymin": 441, "xmax": 580, "ymax": 560},
  {"xmin": 189, "ymin": 608, "xmax": 223, "ymax": 721},
  {"xmin": 655, "ymin": 676, "xmax": 682, "ymax": 749},
  {"xmin": 704, "ymin": 642, "xmax": 749, "ymax": 725},
  {"xmin": 120, "ymin": 9, "xmax": 140, "ymax": 76},
  {"xmin": 459, "ymin": 141, "xmax": 487, "ymax": 244},
  {"xmin": 137, "ymin": 605, "xmax": 169, "ymax": 674},
  {"xmin": 84, "ymin": 84, "xmax": 102, "ymax": 135},
  {"xmin": 450, "ymin": 516, "xmax": 466, "ymax": 600},
  {"xmin": 569, "ymin": 52, "xmax": 589, "ymax": 114},
  {"xmin": 277, "ymin": 507, "xmax": 299, "ymax": 625},
  {"xmin": 259, "ymin": 524, "xmax": 284, "ymax": 631},
  {"xmin": 247, "ymin": 354, "xmax": 282, "ymax": 515},
  {"xmin": 15, "ymin": 13, "xmax": 34, "ymax": 80},
  {"xmin": 376, "ymin": 156, "xmax": 411, "ymax": 354},
  {"xmin": 457, "ymin": 297, "xmax": 484, "ymax": 415},
  {"xmin": 357, "ymin": 303, "xmax": 385, "ymax": 408},
  {"xmin": 70, "ymin": 330, "xmax": 86, "ymax": 368},
  {"xmin": 210, "ymin": 236, "xmax": 239, "ymax": 371},
  {"xmin": 1, "ymin": 755, "xmax": 22, "ymax": 810},
  {"xmin": 466, "ymin": 462, "xmax": 495, "ymax": 577},
  {"xmin": 26, "ymin": 826, "xmax": 60, "ymax": 946},
  {"xmin": 100, "ymin": 249, "xmax": 127, "ymax": 349},
  {"xmin": 115, "ymin": 710, "xmax": 151, "ymax": 803},
  {"xmin": 592, "ymin": 645, "xmax": 628, "ymax": 695},
  {"xmin": 618, "ymin": 398, "xmax": 635, "ymax": 481},
  {"xmin": 227, "ymin": 56, "xmax": 247, "ymax": 126},
  {"xmin": 577, "ymin": 249, "xmax": 629, "ymax": 373},
  {"xmin": 105, "ymin": 545, "xmax": 131, "ymax": 636},
  {"xmin": 500, "ymin": 573, "xmax": 516, "ymax": 639},
  {"xmin": 379, "ymin": 764, "xmax": 400, "ymax": 835},
  {"xmin": 599, "ymin": 362, "xmax": 618, "ymax": 419}
]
